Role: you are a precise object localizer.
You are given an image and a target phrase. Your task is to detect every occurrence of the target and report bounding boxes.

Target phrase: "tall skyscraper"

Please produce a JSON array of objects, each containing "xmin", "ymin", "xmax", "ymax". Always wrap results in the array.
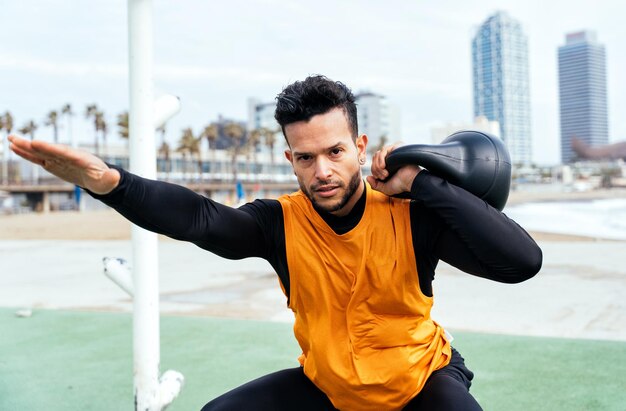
[
  {"xmin": 558, "ymin": 31, "xmax": 609, "ymax": 164},
  {"xmin": 472, "ymin": 11, "xmax": 532, "ymax": 165}
]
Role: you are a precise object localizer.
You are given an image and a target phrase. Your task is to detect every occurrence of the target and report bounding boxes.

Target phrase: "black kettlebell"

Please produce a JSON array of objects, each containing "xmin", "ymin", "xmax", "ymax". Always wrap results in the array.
[{"xmin": 385, "ymin": 130, "xmax": 511, "ymax": 210}]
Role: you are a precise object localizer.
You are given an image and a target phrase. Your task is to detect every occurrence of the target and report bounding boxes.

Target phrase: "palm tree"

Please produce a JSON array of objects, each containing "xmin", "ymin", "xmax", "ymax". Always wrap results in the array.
[
  {"xmin": 200, "ymin": 123, "xmax": 219, "ymax": 172},
  {"xmin": 95, "ymin": 111, "xmax": 108, "ymax": 157},
  {"xmin": 18, "ymin": 120, "xmax": 38, "ymax": 141},
  {"xmin": 3, "ymin": 111, "xmax": 13, "ymax": 135},
  {"xmin": 1, "ymin": 114, "xmax": 4, "ymax": 184},
  {"xmin": 85, "ymin": 104, "xmax": 99, "ymax": 155},
  {"xmin": 44, "ymin": 110, "xmax": 60, "ymax": 143},
  {"xmin": 176, "ymin": 128, "xmax": 192, "ymax": 178},
  {"xmin": 263, "ymin": 127, "xmax": 278, "ymax": 174},
  {"xmin": 117, "ymin": 111, "xmax": 129, "ymax": 140},
  {"xmin": 117, "ymin": 111, "xmax": 129, "ymax": 166},
  {"xmin": 189, "ymin": 135, "xmax": 202, "ymax": 178},
  {"xmin": 223, "ymin": 122, "xmax": 245, "ymax": 182},
  {"xmin": 177, "ymin": 128, "xmax": 200, "ymax": 179},
  {"xmin": 2, "ymin": 112, "xmax": 14, "ymax": 185},
  {"xmin": 158, "ymin": 141, "xmax": 171, "ymax": 178},
  {"xmin": 61, "ymin": 103, "xmax": 74, "ymax": 146},
  {"xmin": 247, "ymin": 128, "xmax": 262, "ymax": 175}
]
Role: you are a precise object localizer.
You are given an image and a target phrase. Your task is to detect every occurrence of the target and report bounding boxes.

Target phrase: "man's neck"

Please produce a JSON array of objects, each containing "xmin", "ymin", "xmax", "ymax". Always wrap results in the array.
[
  {"xmin": 315, "ymin": 182, "xmax": 367, "ymax": 235},
  {"xmin": 330, "ymin": 179, "xmax": 365, "ymax": 217}
]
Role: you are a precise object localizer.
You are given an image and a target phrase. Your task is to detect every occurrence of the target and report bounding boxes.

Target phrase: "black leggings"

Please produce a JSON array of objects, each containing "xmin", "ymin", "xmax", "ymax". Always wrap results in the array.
[{"xmin": 201, "ymin": 348, "xmax": 482, "ymax": 411}]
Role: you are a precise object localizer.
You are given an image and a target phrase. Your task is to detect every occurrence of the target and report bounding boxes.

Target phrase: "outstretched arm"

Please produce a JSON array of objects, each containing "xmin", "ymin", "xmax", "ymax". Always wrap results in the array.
[
  {"xmin": 92, "ymin": 167, "xmax": 268, "ymax": 259},
  {"xmin": 8, "ymin": 135, "xmax": 269, "ymax": 260}
]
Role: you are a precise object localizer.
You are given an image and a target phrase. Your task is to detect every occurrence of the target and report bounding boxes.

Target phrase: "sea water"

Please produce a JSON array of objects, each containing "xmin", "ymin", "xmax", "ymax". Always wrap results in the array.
[{"xmin": 504, "ymin": 198, "xmax": 626, "ymax": 240}]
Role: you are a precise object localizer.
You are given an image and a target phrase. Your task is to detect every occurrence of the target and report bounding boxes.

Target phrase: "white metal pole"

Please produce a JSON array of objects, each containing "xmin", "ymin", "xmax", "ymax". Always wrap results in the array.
[{"xmin": 128, "ymin": 1, "xmax": 160, "ymax": 410}]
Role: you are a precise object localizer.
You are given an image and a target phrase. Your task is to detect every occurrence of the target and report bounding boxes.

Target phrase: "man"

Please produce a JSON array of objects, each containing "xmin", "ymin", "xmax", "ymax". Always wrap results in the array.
[{"xmin": 9, "ymin": 75, "xmax": 542, "ymax": 410}]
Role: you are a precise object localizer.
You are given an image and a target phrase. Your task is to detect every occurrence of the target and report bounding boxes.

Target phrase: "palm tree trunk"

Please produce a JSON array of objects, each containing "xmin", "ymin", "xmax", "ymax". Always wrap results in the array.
[
  {"xmin": 231, "ymin": 149, "xmax": 238, "ymax": 182},
  {"xmin": 68, "ymin": 115, "xmax": 75, "ymax": 147},
  {"xmin": 197, "ymin": 154, "xmax": 203, "ymax": 180}
]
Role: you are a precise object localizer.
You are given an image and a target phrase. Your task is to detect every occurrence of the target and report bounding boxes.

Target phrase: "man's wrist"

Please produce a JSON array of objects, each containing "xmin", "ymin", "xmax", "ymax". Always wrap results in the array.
[
  {"xmin": 402, "ymin": 167, "xmax": 421, "ymax": 193},
  {"xmin": 409, "ymin": 169, "xmax": 430, "ymax": 198}
]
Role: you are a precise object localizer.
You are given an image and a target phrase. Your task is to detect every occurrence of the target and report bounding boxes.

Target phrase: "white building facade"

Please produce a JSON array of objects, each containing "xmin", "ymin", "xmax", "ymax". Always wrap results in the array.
[{"xmin": 430, "ymin": 116, "xmax": 500, "ymax": 144}]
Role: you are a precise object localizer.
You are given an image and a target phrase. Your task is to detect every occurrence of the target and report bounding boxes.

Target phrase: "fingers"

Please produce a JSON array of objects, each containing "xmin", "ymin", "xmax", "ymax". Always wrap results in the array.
[
  {"xmin": 366, "ymin": 175, "xmax": 384, "ymax": 191},
  {"xmin": 10, "ymin": 144, "xmax": 46, "ymax": 166},
  {"xmin": 370, "ymin": 142, "xmax": 403, "ymax": 181},
  {"xmin": 7, "ymin": 134, "xmax": 117, "ymax": 192},
  {"xmin": 7, "ymin": 134, "xmax": 32, "ymax": 152},
  {"xmin": 9, "ymin": 135, "xmax": 72, "ymax": 168},
  {"xmin": 31, "ymin": 139, "xmax": 72, "ymax": 158},
  {"xmin": 11, "ymin": 135, "xmax": 87, "ymax": 169},
  {"xmin": 8, "ymin": 134, "xmax": 43, "ymax": 165},
  {"xmin": 371, "ymin": 149, "xmax": 386, "ymax": 180}
]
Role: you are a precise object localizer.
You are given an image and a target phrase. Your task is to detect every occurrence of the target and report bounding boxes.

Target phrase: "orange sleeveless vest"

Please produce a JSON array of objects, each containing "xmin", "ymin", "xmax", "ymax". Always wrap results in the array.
[{"xmin": 278, "ymin": 183, "xmax": 451, "ymax": 410}]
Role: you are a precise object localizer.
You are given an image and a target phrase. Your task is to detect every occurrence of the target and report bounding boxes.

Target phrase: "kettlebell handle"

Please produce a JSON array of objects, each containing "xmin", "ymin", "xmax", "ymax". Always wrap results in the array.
[{"xmin": 384, "ymin": 131, "xmax": 512, "ymax": 210}]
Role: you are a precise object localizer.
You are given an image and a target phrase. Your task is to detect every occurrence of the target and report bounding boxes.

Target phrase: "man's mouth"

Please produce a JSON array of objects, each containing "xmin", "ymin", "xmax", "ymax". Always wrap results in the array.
[{"xmin": 314, "ymin": 184, "xmax": 340, "ymax": 198}]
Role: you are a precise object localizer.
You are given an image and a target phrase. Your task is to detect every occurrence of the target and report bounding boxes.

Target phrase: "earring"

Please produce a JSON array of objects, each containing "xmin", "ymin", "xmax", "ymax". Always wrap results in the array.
[{"xmin": 359, "ymin": 158, "xmax": 366, "ymax": 165}]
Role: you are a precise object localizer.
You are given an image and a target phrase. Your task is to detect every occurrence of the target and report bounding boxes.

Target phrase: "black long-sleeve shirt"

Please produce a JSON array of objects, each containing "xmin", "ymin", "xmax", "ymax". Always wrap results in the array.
[{"xmin": 91, "ymin": 168, "xmax": 542, "ymax": 299}]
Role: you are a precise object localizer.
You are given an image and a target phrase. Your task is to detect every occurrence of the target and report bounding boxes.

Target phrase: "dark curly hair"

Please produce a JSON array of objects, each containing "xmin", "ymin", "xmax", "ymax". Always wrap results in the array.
[{"xmin": 274, "ymin": 75, "xmax": 358, "ymax": 141}]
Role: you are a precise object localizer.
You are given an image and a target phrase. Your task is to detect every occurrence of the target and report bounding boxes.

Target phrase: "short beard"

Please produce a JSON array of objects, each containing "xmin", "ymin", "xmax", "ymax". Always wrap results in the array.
[{"xmin": 302, "ymin": 170, "xmax": 362, "ymax": 214}]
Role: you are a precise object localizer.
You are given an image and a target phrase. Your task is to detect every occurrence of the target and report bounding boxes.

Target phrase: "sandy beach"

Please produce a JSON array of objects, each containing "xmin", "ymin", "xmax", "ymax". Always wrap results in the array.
[{"xmin": 1, "ymin": 190, "xmax": 625, "ymax": 342}]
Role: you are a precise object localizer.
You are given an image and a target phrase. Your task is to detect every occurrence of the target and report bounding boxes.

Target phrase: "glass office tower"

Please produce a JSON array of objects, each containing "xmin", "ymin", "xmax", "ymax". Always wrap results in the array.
[
  {"xmin": 472, "ymin": 11, "xmax": 532, "ymax": 165},
  {"xmin": 558, "ymin": 31, "xmax": 609, "ymax": 164}
]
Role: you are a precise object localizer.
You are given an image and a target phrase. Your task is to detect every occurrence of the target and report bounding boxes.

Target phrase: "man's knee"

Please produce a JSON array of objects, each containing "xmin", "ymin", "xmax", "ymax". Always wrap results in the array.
[
  {"xmin": 199, "ymin": 378, "xmax": 275, "ymax": 411},
  {"xmin": 407, "ymin": 374, "xmax": 482, "ymax": 411}
]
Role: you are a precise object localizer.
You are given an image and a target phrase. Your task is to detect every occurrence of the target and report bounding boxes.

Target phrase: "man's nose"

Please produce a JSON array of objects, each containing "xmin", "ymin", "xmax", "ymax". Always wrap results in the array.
[{"xmin": 314, "ymin": 157, "xmax": 332, "ymax": 180}]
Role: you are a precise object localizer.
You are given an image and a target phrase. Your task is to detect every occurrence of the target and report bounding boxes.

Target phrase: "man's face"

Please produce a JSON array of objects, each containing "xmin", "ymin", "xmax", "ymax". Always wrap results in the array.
[{"xmin": 284, "ymin": 107, "xmax": 367, "ymax": 217}]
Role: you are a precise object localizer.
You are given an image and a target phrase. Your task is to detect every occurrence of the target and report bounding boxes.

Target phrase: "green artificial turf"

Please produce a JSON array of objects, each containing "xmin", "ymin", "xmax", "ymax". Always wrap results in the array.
[
  {"xmin": 451, "ymin": 333, "xmax": 626, "ymax": 410},
  {"xmin": 1, "ymin": 308, "xmax": 624, "ymax": 410}
]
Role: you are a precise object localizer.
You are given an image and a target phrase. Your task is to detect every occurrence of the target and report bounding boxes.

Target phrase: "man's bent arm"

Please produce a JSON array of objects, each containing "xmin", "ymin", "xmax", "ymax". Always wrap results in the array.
[{"xmin": 410, "ymin": 171, "xmax": 542, "ymax": 283}]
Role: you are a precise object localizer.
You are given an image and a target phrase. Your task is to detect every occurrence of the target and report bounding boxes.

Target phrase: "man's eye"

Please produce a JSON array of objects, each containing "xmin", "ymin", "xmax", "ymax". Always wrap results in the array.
[
  {"xmin": 330, "ymin": 148, "xmax": 342, "ymax": 156},
  {"xmin": 298, "ymin": 155, "xmax": 311, "ymax": 161}
]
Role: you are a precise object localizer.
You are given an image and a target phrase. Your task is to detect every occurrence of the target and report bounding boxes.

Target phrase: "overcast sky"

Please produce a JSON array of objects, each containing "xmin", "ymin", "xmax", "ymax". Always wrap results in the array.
[{"xmin": 2, "ymin": 0, "xmax": 624, "ymax": 165}]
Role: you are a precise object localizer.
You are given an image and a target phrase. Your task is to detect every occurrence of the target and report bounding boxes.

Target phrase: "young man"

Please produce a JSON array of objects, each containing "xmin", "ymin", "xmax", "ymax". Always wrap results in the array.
[{"xmin": 9, "ymin": 75, "xmax": 542, "ymax": 410}]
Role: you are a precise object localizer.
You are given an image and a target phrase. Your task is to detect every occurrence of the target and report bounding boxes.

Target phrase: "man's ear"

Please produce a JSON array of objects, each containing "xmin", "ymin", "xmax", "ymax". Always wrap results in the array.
[
  {"xmin": 356, "ymin": 134, "xmax": 368, "ymax": 157},
  {"xmin": 284, "ymin": 150, "xmax": 297, "ymax": 175}
]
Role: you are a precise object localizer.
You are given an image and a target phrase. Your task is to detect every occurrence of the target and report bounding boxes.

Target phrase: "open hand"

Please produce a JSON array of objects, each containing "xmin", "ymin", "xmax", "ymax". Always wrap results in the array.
[{"xmin": 8, "ymin": 135, "xmax": 120, "ymax": 195}]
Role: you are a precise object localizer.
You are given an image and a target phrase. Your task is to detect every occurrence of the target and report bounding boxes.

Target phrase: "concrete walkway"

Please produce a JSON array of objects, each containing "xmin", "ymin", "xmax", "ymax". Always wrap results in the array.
[{"xmin": 1, "ymin": 239, "xmax": 625, "ymax": 341}]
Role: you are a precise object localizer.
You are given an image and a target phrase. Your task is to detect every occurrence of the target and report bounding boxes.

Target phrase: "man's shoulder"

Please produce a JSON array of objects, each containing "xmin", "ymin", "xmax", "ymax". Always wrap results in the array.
[
  {"xmin": 276, "ymin": 190, "xmax": 308, "ymax": 207},
  {"xmin": 237, "ymin": 198, "xmax": 284, "ymax": 230},
  {"xmin": 241, "ymin": 198, "xmax": 282, "ymax": 212}
]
